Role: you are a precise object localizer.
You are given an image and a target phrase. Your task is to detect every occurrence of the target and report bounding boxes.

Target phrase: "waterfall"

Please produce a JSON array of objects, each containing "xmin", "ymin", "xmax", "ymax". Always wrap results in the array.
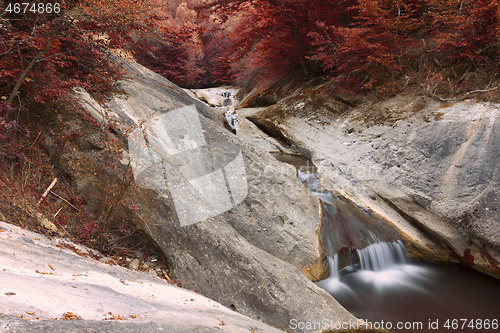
[
  {"xmin": 270, "ymin": 153, "xmax": 500, "ymax": 329},
  {"xmin": 318, "ymin": 194, "xmax": 402, "ymax": 266},
  {"xmin": 357, "ymin": 241, "xmax": 406, "ymax": 271},
  {"xmin": 316, "ymin": 253, "xmax": 353, "ymax": 294},
  {"xmin": 268, "ymin": 152, "xmax": 409, "ymax": 276},
  {"xmin": 327, "ymin": 254, "xmax": 339, "ymax": 279},
  {"xmin": 297, "ymin": 168, "xmax": 319, "ymax": 192},
  {"xmin": 314, "ymin": 192, "xmax": 411, "ymax": 281}
]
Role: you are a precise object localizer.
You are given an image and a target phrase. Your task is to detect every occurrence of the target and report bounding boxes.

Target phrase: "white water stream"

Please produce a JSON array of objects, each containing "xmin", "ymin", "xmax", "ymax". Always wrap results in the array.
[
  {"xmin": 357, "ymin": 241, "xmax": 407, "ymax": 271},
  {"xmin": 190, "ymin": 87, "xmax": 500, "ymax": 332},
  {"xmin": 272, "ymin": 151, "xmax": 500, "ymax": 332}
]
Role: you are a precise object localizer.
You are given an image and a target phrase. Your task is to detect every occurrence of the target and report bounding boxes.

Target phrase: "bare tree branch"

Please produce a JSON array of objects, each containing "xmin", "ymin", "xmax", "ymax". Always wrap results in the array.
[{"xmin": 6, "ymin": 20, "xmax": 66, "ymax": 110}]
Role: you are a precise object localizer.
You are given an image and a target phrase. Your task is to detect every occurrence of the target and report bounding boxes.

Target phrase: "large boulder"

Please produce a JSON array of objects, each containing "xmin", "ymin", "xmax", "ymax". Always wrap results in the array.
[
  {"xmin": 39, "ymin": 58, "xmax": 356, "ymax": 332},
  {"xmin": 251, "ymin": 91, "xmax": 500, "ymax": 278},
  {"xmin": 0, "ymin": 221, "xmax": 284, "ymax": 333}
]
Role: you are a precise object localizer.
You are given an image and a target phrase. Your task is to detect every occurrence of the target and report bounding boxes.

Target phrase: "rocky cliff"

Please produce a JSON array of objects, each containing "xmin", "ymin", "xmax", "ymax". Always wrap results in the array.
[
  {"xmin": 250, "ymin": 90, "xmax": 500, "ymax": 278},
  {"xmin": 32, "ymin": 57, "xmax": 356, "ymax": 332}
]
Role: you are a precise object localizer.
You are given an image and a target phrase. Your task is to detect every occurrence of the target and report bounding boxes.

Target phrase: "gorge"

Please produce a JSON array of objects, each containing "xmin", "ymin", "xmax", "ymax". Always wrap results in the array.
[{"xmin": 2, "ymin": 56, "xmax": 500, "ymax": 333}]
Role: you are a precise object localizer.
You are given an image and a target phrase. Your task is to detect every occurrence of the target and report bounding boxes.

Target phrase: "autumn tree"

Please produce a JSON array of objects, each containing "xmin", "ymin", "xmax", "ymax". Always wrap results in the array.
[
  {"xmin": 427, "ymin": 0, "xmax": 500, "ymax": 90},
  {"xmin": 310, "ymin": 0, "xmax": 426, "ymax": 94},
  {"xmin": 308, "ymin": 0, "xmax": 499, "ymax": 97},
  {"xmin": 0, "ymin": 0, "xmax": 167, "ymax": 118},
  {"xmin": 195, "ymin": 0, "xmax": 313, "ymax": 87},
  {"xmin": 0, "ymin": 0, "xmax": 175, "ymax": 254},
  {"xmin": 199, "ymin": 30, "xmax": 234, "ymax": 85},
  {"xmin": 133, "ymin": 27, "xmax": 205, "ymax": 88},
  {"xmin": 190, "ymin": 0, "xmax": 363, "ymax": 88},
  {"xmin": 131, "ymin": 0, "xmax": 211, "ymax": 88}
]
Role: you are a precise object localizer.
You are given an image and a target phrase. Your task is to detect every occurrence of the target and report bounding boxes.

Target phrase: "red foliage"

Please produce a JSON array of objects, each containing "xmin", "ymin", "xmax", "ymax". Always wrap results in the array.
[
  {"xmin": 310, "ymin": 0, "xmax": 424, "ymax": 94},
  {"xmin": 201, "ymin": 31, "xmax": 234, "ymax": 85},
  {"xmin": 129, "ymin": 0, "xmax": 215, "ymax": 88},
  {"xmin": 133, "ymin": 26, "xmax": 205, "ymax": 88},
  {"xmin": 3, "ymin": 0, "xmax": 498, "ymax": 100},
  {"xmin": 430, "ymin": 0, "xmax": 500, "ymax": 64},
  {"xmin": 195, "ymin": 0, "xmax": 338, "ymax": 86},
  {"xmin": 192, "ymin": 0, "xmax": 499, "ymax": 95},
  {"xmin": 0, "ymin": 0, "xmax": 166, "ymax": 108}
]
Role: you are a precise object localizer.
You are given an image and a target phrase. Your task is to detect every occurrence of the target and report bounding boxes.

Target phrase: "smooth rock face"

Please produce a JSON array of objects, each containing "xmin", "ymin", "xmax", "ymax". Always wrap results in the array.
[
  {"xmin": 40, "ymin": 58, "xmax": 356, "ymax": 332},
  {"xmin": 0, "ymin": 222, "xmax": 284, "ymax": 333},
  {"xmin": 252, "ymin": 93, "xmax": 500, "ymax": 277},
  {"xmin": 184, "ymin": 86, "xmax": 240, "ymax": 109}
]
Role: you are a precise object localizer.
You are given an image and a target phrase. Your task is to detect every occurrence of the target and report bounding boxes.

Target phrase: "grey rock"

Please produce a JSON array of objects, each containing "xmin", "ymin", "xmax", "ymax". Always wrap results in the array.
[
  {"xmin": 0, "ymin": 222, "xmax": 284, "ymax": 333},
  {"xmin": 131, "ymin": 251, "xmax": 143, "ymax": 259},
  {"xmin": 0, "ymin": 315, "xmax": 282, "ymax": 333},
  {"xmin": 40, "ymin": 58, "xmax": 355, "ymax": 332},
  {"xmin": 142, "ymin": 261, "xmax": 154, "ymax": 270},
  {"xmin": 98, "ymin": 257, "xmax": 117, "ymax": 265},
  {"xmin": 252, "ymin": 94, "xmax": 500, "ymax": 277},
  {"xmin": 128, "ymin": 258, "xmax": 140, "ymax": 271}
]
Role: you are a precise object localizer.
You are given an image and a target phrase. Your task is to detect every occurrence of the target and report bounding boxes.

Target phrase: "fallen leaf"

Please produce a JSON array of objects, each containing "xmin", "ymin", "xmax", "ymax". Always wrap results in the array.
[
  {"xmin": 5, "ymin": 292, "xmax": 16, "ymax": 296},
  {"xmin": 61, "ymin": 312, "xmax": 82, "ymax": 320},
  {"xmin": 35, "ymin": 270, "xmax": 58, "ymax": 275},
  {"xmin": 103, "ymin": 312, "xmax": 127, "ymax": 321}
]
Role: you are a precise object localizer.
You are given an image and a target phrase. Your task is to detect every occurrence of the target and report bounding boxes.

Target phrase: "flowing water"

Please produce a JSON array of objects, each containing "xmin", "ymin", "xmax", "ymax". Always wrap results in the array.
[{"xmin": 272, "ymin": 152, "xmax": 500, "ymax": 333}]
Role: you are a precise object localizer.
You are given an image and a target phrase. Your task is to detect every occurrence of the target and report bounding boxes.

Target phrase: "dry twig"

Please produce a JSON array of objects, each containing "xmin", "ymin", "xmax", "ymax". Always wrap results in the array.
[
  {"xmin": 37, "ymin": 178, "xmax": 58, "ymax": 205},
  {"xmin": 50, "ymin": 191, "xmax": 81, "ymax": 212}
]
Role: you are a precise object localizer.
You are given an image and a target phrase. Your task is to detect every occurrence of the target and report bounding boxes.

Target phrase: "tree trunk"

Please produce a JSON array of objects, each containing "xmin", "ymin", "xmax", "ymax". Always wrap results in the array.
[
  {"xmin": 272, "ymin": 0, "xmax": 309, "ymax": 77},
  {"xmin": 290, "ymin": 27, "xmax": 309, "ymax": 77}
]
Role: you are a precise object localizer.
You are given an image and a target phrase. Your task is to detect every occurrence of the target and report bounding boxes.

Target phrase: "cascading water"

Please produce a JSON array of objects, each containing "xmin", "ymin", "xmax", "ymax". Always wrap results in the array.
[
  {"xmin": 315, "ymin": 190, "xmax": 500, "ymax": 333},
  {"xmin": 315, "ymin": 192, "xmax": 412, "ymax": 296},
  {"xmin": 327, "ymin": 254, "xmax": 339, "ymax": 279},
  {"xmin": 273, "ymin": 152, "xmax": 409, "ymax": 277},
  {"xmin": 271, "ymin": 152, "xmax": 500, "ymax": 332},
  {"xmin": 317, "ymin": 192, "xmax": 405, "ymax": 275},
  {"xmin": 297, "ymin": 168, "xmax": 320, "ymax": 192},
  {"xmin": 357, "ymin": 241, "xmax": 407, "ymax": 271}
]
